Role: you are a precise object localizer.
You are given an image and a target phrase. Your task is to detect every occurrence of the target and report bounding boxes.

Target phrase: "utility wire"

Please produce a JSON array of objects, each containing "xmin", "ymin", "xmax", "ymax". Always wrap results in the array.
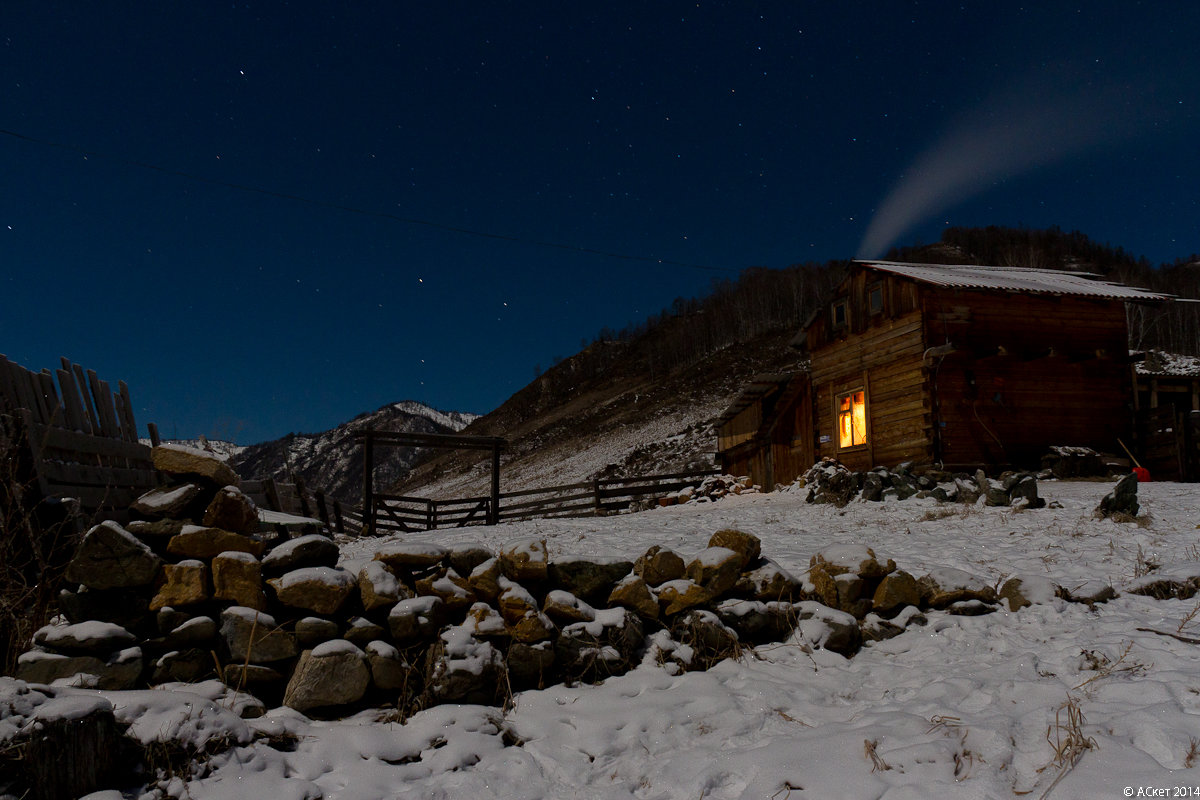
[{"xmin": 0, "ymin": 127, "xmax": 741, "ymax": 273}]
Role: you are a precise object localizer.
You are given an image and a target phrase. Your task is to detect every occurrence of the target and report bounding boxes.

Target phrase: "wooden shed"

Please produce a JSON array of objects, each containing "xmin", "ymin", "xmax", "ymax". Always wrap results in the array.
[
  {"xmin": 714, "ymin": 373, "xmax": 812, "ymax": 488},
  {"xmin": 717, "ymin": 261, "xmax": 1174, "ymax": 480}
]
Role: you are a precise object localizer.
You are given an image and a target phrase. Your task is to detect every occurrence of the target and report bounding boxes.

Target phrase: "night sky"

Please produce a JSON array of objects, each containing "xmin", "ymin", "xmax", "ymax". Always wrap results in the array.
[{"xmin": 2, "ymin": 2, "xmax": 1197, "ymax": 445}]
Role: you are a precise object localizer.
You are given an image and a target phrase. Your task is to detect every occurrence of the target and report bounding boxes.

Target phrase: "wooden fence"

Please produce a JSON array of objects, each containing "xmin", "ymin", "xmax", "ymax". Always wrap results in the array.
[
  {"xmin": 241, "ymin": 477, "xmax": 360, "ymax": 536},
  {"xmin": 366, "ymin": 468, "xmax": 722, "ymax": 535},
  {"xmin": 0, "ymin": 355, "xmax": 158, "ymax": 519}
]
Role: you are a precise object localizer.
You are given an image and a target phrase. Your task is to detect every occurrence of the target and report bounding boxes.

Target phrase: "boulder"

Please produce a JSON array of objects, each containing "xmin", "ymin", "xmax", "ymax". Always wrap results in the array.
[
  {"xmin": 671, "ymin": 609, "xmax": 740, "ymax": 669},
  {"xmin": 861, "ymin": 472, "xmax": 885, "ymax": 502},
  {"xmin": 917, "ymin": 568, "xmax": 997, "ymax": 609},
  {"xmin": 734, "ymin": 558, "xmax": 804, "ymax": 602},
  {"xmin": 714, "ymin": 599, "xmax": 794, "ymax": 644},
  {"xmin": 424, "ymin": 626, "xmax": 506, "ymax": 704},
  {"xmin": 294, "ymin": 617, "xmax": 340, "ymax": 649},
  {"xmin": 283, "ymin": 641, "xmax": 370, "ymax": 712},
  {"xmin": 556, "ymin": 608, "xmax": 644, "ymax": 683},
  {"xmin": 810, "ymin": 544, "xmax": 895, "ymax": 579},
  {"xmin": 447, "ymin": 545, "xmax": 495, "ymax": 577},
  {"xmin": 373, "ymin": 542, "xmax": 448, "ymax": 571},
  {"xmin": 463, "ymin": 602, "xmax": 508, "ymax": 639},
  {"xmin": 365, "ymin": 640, "xmax": 417, "ymax": 693},
  {"xmin": 507, "ymin": 640, "xmax": 556, "ymax": 690},
  {"xmin": 1009, "ymin": 475, "xmax": 1046, "ymax": 510},
  {"xmin": 871, "ymin": 570, "xmax": 921, "ymax": 615},
  {"xmin": 508, "ymin": 610, "xmax": 557, "ymax": 644},
  {"xmin": 166, "ymin": 526, "xmax": 264, "ymax": 560},
  {"xmin": 388, "ymin": 596, "xmax": 444, "ymax": 644},
  {"xmin": 344, "ymin": 616, "xmax": 387, "ymax": 647},
  {"xmin": 262, "ymin": 534, "xmax": 339, "ymax": 577},
  {"xmin": 58, "ymin": 587, "xmax": 151, "ymax": 631},
  {"xmin": 219, "ymin": 607, "xmax": 298, "ymax": 663},
  {"xmin": 414, "ymin": 568, "xmax": 476, "ymax": 612},
  {"xmin": 794, "ymin": 601, "xmax": 861, "ymax": 658},
  {"xmin": 131, "ymin": 483, "xmax": 204, "ymax": 520},
  {"xmin": 152, "ymin": 648, "xmax": 217, "ymax": 684},
  {"xmin": 542, "ymin": 590, "xmax": 597, "ymax": 625},
  {"xmin": 202, "ymin": 486, "xmax": 259, "ymax": 534},
  {"xmin": 164, "ymin": 616, "xmax": 217, "ymax": 649},
  {"xmin": 359, "ymin": 560, "xmax": 411, "ymax": 612},
  {"xmin": 149, "ymin": 560, "xmax": 209, "ymax": 611},
  {"xmin": 222, "ymin": 663, "xmax": 287, "ymax": 690},
  {"xmin": 16, "ymin": 647, "xmax": 143, "ymax": 690},
  {"xmin": 707, "ymin": 529, "xmax": 761, "ymax": 570},
  {"xmin": 268, "ymin": 566, "xmax": 357, "ymax": 616},
  {"xmin": 656, "ymin": 579, "xmax": 712, "ymax": 616},
  {"xmin": 607, "ymin": 574, "xmax": 660, "ymax": 620},
  {"xmin": 467, "ymin": 557, "xmax": 503, "ymax": 602},
  {"xmin": 497, "ymin": 578, "xmax": 540, "ymax": 625},
  {"xmin": 33, "ymin": 621, "xmax": 137, "ymax": 655},
  {"xmin": 1097, "ymin": 473, "xmax": 1140, "ymax": 519},
  {"xmin": 547, "ymin": 557, "xmax": 634, "ymax": 603},
  {"xmin": 685, "ymin": 547, "xmax": 742, "ymax": 597},
  {"xmin": 125, "ymin": 518, "xmax": 188, "ymax": 543},
  {"xmin": 66, "ymin": 521, "xmax": 163, "ymax": 590},
  {"xmin": 999, "ymin": 575, "xmax": 1058, "ymax": 611},
  {"xmin": 212, "ymin": 551, "xmax": 267, "ymax": 610},
  {"xmin": 634, "ymin": 545, "xmax": 685, "ymax": 585},
  {"xmin": 152, "ymin": 444, "xmax": 240, "ymax": 486},
  {"xmin": 500, "ymin": 538, "xmax": 549, "ymax": 583}
]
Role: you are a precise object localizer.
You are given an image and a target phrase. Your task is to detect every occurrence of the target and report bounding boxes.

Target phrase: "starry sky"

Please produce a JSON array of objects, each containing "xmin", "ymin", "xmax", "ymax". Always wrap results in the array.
[{"xmin": 2, "ymin": 2, "xmax": 1197, "ymax": 445}]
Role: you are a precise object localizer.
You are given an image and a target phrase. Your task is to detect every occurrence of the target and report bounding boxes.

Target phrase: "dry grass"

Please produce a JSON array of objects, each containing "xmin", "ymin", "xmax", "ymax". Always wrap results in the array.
[
  {"xmin": 1185, "ymin": 737, "xmax": 1200, "ymax": 769},
  {"xmin": 1036, "ymin": 696, "xmax": 1097, "ymax": 799},
  {"xmin": 1074, "ymin": 641, "xmax": 1150, "ymax": 692},
  {"xmin": 863, "ymin": 738, "xmax": 891, "ymax": 772}
]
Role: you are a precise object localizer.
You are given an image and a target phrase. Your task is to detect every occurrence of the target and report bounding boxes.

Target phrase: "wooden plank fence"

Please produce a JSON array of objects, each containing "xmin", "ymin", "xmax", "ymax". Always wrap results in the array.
[
  {"xmin": 365, "ymin": 468, "xmax": 721, "ymax": 535},
  {"xmin": 241, "ymin": 477, "xmax": 361, "ymax": 536},
  {"xmin": 0, "ymin": 355, "xmax": 157, "ymax": 520}
]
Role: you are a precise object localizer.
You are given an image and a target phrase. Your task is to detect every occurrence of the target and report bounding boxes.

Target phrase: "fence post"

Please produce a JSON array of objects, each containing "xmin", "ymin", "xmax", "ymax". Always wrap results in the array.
[
  {"xmin": 332, "ymin": 499, "xmax": 346, "ymax": 535},
  {"xmin": 362, "ymin": 432, "xmax": 375, "ymax": 537},
  {"xmin": 292, "ymin": 474, "xmax": 313, "ymax": 518},
  {"xmin": 313, "ymin": 489, "xmax": 331, "ymax": 532},
  {"xmin": 593, "ymin": 478, "xmax": 602, "ymax": 515},
  {"xmin": 427, "ymin": 498, "xmax": 436, "ymax": 531},
  {"xmin": 262, "ymin": 478, "xmax": 282, "ymax": 512}
]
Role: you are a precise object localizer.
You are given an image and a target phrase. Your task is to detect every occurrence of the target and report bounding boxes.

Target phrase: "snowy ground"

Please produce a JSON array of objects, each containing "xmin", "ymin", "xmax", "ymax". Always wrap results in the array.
[{"xmin": 7, "ymin": 479, "xmax": 1200, "ymax": 799}]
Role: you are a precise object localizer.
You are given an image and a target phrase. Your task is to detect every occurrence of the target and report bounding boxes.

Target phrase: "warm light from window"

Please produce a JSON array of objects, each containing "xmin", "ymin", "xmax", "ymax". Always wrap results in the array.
[{"xmin": 838, "ymin": 390, "xmax": 867, "ymax": 448}]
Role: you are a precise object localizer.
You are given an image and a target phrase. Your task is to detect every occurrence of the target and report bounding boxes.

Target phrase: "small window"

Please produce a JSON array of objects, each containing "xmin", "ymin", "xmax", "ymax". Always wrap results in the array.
[
  {"xmin": 831, "ymin": 298, "xmax": 848, "ymax": 329},
  {"xmin": 837, "ymin": 389, "xmax": 868, "ymax": 449},
  {"xmin": 868, "ymin": 283, "xmax": 884, "ymax": 315}
]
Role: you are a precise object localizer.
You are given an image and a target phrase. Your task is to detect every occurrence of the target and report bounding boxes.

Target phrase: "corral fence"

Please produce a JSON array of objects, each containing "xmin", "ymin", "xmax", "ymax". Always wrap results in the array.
[
  {"xmin": 241, "ymin": 476, "xmax": 359, "ymax": 536},
  {"xmin": 0, "ymin": 355, "xmax": 159, "ymax": 522},
  {"xmin": 365, "ymin": 468, "xmax": 722, "ymax": 536}
]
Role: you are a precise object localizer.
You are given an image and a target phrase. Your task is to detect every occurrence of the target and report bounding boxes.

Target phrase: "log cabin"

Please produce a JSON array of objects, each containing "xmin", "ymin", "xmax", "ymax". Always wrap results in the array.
[{"xmin": 716, "ymin": 260, "xmax": 1174, "ymax": 486}]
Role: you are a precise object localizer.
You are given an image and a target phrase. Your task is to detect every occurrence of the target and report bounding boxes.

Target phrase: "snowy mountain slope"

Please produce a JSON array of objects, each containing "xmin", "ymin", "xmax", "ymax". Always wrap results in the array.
[
  {"xmin": 139, "ymin": 437, "xmax": 245, "ymax": 461},
  {"xmin": 397, "ymin": 326, "xmax": 806, "ymax": 498},
  {"xmin": 229, "ymin": 401, "xmax": 478, "ymax": 502}
]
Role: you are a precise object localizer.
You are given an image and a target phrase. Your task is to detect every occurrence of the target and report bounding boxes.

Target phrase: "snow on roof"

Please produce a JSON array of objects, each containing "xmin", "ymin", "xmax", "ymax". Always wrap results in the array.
[{"xmin": 857, "ymin": 260, "xmax": 1174, "ymax": 302}]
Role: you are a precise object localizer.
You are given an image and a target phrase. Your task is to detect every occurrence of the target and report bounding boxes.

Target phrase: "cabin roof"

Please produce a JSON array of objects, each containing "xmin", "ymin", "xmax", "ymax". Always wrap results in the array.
[{"xmin": 857, "ymin": 260, "xmax": 1174, "ymax": 302}]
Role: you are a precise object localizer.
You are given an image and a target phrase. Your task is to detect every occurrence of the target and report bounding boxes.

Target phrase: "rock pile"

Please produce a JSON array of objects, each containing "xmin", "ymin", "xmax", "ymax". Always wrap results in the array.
[
  {"xmin": 800, "ymin": 460, "xmax": 1045, "ymax": 510},
  {"xmin": 655, "ymin": 474, "xmax": 759, "ymax": 508}
]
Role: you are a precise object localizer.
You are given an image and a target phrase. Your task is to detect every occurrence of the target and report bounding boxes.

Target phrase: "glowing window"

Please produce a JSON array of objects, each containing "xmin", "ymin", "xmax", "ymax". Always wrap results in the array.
[{"xmin": 837, "ymin": 390, "xmax": 868, "ymax": 448}]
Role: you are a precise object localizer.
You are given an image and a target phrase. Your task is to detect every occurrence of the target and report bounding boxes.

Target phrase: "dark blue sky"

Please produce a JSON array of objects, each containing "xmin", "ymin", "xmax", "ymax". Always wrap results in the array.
[{"xmin": 3, "ymin": 2, "xmax": 1197, "ymax": 444}]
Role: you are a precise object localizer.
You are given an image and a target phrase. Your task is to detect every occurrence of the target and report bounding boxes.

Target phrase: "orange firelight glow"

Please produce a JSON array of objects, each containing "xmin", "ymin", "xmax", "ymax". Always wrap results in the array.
[{"xmin": 838, "ymin": 390, "xmax": 867, "ymax": 448}]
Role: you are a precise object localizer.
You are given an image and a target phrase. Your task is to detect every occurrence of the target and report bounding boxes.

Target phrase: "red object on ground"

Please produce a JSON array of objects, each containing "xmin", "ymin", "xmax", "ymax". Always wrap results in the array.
[{"xmin": 1133, "ymin": 467, "xmax": 1151, "ymax": 482}]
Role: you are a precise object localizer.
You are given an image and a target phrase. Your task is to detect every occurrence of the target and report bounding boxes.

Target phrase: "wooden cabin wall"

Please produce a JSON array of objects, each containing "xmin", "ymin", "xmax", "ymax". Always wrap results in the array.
[
  {"xmin": 921, "ymin": 290, "xmax": 1129, "ymax": 358},
  {"xmin": 923, "ymin": 292, "xmax": 1132, "ymax": 468},
  {"xmin": 716, "ymin": 402, "xmax": 762, "ymax": 452},
  {"xmin": 810, "ymin": 309, "xmax": 931, "ymax": 471}
]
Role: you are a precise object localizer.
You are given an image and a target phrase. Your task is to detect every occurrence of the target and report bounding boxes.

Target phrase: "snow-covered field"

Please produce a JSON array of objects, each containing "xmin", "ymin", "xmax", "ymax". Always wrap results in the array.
[{"xmin": 7, "ymin": 479, "xmax": 1200, "ymax": 799}]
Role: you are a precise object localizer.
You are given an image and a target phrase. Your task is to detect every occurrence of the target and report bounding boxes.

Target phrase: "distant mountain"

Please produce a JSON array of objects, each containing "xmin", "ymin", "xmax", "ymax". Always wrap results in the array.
[{"xmin": 229, "ymin": 402, "xmax": 478, "ymax": 503}]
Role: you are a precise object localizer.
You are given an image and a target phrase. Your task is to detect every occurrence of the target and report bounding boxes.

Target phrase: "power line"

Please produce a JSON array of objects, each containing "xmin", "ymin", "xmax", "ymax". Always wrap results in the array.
[{"xmin": 0, "ymin": 127, "xmax": 741, "ymax": 273}]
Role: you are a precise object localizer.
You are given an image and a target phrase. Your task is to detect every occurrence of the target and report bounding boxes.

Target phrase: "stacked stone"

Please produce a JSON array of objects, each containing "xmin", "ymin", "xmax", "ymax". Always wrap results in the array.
[
  {"xmin": 802, "ymin": 461, "xmax": 1046, "ymax": 510},
  {"xmin": 658, "ymin": 474, "xmax": 760, "ymax": 507}
]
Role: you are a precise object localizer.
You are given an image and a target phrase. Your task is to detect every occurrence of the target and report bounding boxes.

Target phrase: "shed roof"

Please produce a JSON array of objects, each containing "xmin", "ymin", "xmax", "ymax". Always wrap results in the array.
[{"xmin": 857, "ymin": 260, "xmax": 1174, "ymax": 302}]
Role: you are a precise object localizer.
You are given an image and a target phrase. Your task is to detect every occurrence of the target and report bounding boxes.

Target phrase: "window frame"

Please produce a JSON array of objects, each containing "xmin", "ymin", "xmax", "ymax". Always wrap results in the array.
[
  {"xmin": 835, "ymin": 387, "xmax": 869, "ymax": 450},
  {"xmin": 867, "ymin": 282, "xmax": 884, "ymax": 316},
  {"xmin": 830, "ymin": 297, "xmax": 849, "ymax": 330}
]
